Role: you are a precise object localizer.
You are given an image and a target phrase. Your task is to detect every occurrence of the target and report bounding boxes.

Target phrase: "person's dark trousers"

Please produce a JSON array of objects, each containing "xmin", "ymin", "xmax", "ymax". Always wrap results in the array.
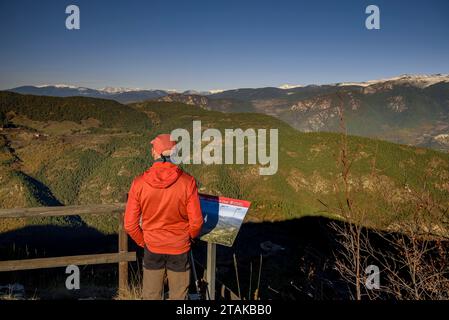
[{"xmin": 142, "ymin": 246, "xmax": 190, "ymax": 300}]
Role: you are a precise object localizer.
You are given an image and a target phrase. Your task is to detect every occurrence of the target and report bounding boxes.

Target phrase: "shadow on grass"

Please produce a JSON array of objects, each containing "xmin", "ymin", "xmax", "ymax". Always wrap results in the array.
[
  {"xmin": 188, "ymin": 215, "xmax": 346, "ymax": 300},
  {"xmin": 0, "ymin": 223, "xmax": 120, "ymax": 299},
  {"xmin": 2, "ymin": 215, "xmax": 444, "ymax": 300},
  {"xmin": 0, "ymin": 215, "xmax": 348, "ymax": 299}
]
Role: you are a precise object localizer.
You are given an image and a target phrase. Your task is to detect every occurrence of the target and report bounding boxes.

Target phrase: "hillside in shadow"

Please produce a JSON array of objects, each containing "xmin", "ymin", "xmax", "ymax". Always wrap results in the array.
[
  {"xmin": 1, "ymin": 215, "xmax": 448, "ymax": 299},
  {"xmin": 192, "ymin": 216, "xmax": 343, "ymax": 300},
  {"xmin": 191, "ymin": 215, "xmax": 449, "ymax": 300},
  {"xmin": 0, "ymin": 223, "xmax": 120, "ymax": 299}
]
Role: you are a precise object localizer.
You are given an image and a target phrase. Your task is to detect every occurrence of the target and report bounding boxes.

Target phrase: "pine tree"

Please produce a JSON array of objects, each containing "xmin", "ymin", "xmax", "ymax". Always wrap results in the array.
[{"xmin": 0, "ymin": 111, "xmax": 7, "ymax": 128}]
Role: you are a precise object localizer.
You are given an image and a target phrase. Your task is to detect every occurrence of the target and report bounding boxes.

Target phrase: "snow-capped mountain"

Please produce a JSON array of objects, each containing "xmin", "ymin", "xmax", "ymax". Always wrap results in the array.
[
  {"xmin": 278, "ymin": 84, "xmax": 304, "ymax": 90},
  {"xmin": 336, "ymin": 74, "xmax": 449, "ymax": 88},
  {"xmin": 207, "ymin": 89, "xmax": 225, "ymax": 94},
  {"xmin": 99, "ymin": 87, "xmax": 143, "ymax": 94},
  {"xmin": 6, "ymin": 73, "xmax": 449, "ymax": 104},
  {"xmin": 36, "ymin": 84, "xmax": 80, "ymax": 89},
  {"xmin": 182, "ymin": 89, "xmax": 225, "ymax": 95},
  {"xmin": 6, "ymin": 85, "xmax": 169, "ymax": 103},
  {"xmin": 9, "ymin": 85, "xmax": 102, "ymax": 98}
]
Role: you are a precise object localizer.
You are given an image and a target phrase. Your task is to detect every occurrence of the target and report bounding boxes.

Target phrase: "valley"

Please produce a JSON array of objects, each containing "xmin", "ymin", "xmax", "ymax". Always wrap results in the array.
[{"xmin": 1, "ymin": 91, "xmax": 448, "ymax": 232}]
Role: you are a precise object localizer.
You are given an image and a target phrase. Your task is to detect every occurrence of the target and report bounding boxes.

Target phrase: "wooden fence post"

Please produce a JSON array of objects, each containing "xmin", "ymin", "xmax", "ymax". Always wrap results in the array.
[{"xmin": 118, "ymin": 211, "xmax": 128, "ymax": 294}]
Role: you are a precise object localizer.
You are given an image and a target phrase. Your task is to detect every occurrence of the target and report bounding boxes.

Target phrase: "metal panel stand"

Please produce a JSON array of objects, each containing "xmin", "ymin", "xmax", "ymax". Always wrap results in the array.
[{"xmin": 206, "ymin": 242, "xmax": 216, "ymax": 300}]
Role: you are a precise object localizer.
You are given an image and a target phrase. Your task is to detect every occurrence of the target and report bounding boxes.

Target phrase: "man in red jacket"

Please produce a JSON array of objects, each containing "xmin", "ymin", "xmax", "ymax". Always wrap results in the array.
[{"xmin": 124, "ymin": 134, "xmax": 204, "ymax": 300}]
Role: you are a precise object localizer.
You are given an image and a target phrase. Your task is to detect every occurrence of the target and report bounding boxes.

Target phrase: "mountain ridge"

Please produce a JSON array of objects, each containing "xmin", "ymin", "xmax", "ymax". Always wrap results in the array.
[
  {"xmin": 6, "ymin": 74, "xmax": 449, "ymax": 151},
  {"xmin": 7, "ymin": 73, "xmax": 449, "ymax": 101}
]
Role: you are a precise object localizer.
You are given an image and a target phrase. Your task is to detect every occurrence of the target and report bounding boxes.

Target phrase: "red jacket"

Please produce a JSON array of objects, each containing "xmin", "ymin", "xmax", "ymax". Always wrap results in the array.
[{"xmin": 124, "ymin": 161, "xmax": 204, "ymax": 254}]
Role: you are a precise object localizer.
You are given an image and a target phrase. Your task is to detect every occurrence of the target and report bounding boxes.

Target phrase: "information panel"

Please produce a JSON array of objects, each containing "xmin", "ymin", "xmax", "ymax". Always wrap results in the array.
[{"xmin": 199, "ymin": 194, "xmax": 251, "ymax": 247}]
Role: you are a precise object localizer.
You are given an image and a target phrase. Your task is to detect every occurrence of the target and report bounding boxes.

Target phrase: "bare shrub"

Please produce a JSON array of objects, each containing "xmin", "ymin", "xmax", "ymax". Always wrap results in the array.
[{"xmin": 325, "ymin": 93, "xmax": 449, "ymax": 300}]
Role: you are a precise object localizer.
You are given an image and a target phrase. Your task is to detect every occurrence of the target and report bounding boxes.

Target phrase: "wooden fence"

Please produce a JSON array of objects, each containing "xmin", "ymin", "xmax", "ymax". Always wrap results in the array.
[{"xmin": 0, "ymin": 203, "xmax": 136, "ymax": 293}]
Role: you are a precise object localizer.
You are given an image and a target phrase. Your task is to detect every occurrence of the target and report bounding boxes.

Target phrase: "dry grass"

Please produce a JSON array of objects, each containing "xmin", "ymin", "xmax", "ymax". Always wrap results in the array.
[
  {"xmin": 114, "ymin": 282, "xmax": 143, "ymax": 300},
  {"xmin": 0, "ymin": 290, "xmax": 38, "ymax": 300},
  {"xmin": 114, "ymin": 265, "xmax": 143, "ymax": 300}
]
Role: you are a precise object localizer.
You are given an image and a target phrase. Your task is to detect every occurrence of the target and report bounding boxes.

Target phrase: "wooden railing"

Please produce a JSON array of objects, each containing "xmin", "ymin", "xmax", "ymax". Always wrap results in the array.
[{"xmin": 0, "ymin": 203, "xmax": 136, "ymax": 293}]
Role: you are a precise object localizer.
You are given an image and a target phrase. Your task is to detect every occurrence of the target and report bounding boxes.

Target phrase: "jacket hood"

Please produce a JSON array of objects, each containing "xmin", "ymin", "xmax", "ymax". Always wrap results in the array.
[{"xmin": 143, "ymin": 162, "xmax": 183, "ymax": 189}]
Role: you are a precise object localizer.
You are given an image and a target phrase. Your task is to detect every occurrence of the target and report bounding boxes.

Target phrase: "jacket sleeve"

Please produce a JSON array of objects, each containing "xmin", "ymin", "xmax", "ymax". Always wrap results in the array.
[
  {"xmin": 186, "ymin": 178, "xmax": 204, "ymax": 239},
  {"xmin": 124, "ymin": 179, "xmax": 145, "ymax": 247}
]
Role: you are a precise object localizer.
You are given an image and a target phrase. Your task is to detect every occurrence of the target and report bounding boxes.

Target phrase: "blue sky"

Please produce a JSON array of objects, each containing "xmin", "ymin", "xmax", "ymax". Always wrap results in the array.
[{"xmin": 1, "ymin": 0, "xmax": 448, "ymax": 91}]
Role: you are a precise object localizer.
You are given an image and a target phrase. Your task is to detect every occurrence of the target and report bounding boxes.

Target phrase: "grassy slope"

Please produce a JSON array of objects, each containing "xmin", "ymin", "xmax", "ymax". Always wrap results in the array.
[
  {"xmin": 0, "ymin": 92, "xmax": 448, "ymax": 234},
  {"xmin": 0, "ymin": 91, "xmax": 151, "ymax": 132},
  {"xmin": 132, "ymin": 101, "xmax": 449, "ymax": 225}
]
